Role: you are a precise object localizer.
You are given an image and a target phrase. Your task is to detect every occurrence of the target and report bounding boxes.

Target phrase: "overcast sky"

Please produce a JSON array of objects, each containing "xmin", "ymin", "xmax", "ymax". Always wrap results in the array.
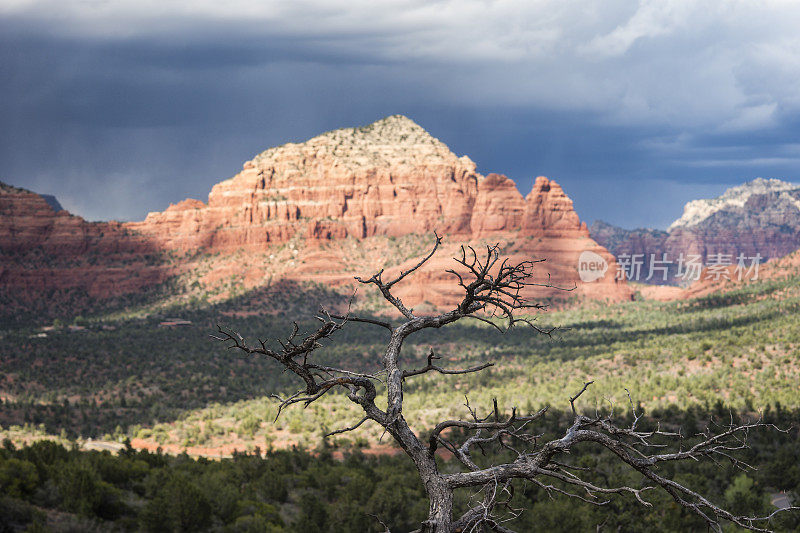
[{"xmin": 2, "ymin": 1, "xmax": 800, "ymax": 228}]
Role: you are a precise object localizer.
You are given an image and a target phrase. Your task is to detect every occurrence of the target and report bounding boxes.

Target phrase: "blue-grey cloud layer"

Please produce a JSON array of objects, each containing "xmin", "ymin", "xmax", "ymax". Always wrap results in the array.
[{"xmin": 2, "ymin": 1, "xmax": 800, "ymax": 228}]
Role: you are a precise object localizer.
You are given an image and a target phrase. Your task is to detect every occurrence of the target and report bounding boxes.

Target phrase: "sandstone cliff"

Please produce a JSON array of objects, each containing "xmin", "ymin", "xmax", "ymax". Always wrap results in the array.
[
  {"xmin": 0, "ymin": 183, "xmax": 172, "ymax": 314},
  {"xmin": 0, "ymin": 182, "xmax": 147, "ymax": 256},
  {"xmin": 1, "ymin": 116, "xmax": 632, "ymax": 320}
]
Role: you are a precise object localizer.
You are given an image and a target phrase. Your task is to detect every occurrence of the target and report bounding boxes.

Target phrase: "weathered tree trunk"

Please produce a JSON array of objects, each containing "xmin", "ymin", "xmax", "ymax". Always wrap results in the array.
[
  {"xmin": 388, "ymin": 331, "xmax": 455, "ymax": 531},
  {"xmin": 422, "ymin": 477, "xmax": 454, "ymax": 533}
]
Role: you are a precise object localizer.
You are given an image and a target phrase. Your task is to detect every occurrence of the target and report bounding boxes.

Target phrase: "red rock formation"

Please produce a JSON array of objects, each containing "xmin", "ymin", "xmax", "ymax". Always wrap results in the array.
[
  {"xmin": 0, "ymin": 116, "xmax": 633, "ymax": 316},
  {"xmin": 128, "ymin": 116, "xmax": 484, "ymax": 250},
  {"xmin": 681, "ymin": 246, "xmax": 800, "ymax": 299},
  {"xmin": 0, "ymin": 182, "xmax": 149, "ymax": 256},
  {"xmin": 522, "ymin": 176, "xmax": 584, "ymax": 234},
  {"xmin": 0, "ymin": 183, "xmax": 170, "ymax": 306},
  {"xmin": 470, "ymin": 173, "xmax": 526, "ymax": 236}
]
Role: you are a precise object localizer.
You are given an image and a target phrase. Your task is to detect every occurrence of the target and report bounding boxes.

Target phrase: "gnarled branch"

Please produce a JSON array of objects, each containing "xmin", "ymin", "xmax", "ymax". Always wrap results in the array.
[{"xmin": 214, "ymin": 232, "xmax": 796, "ymax": 533}]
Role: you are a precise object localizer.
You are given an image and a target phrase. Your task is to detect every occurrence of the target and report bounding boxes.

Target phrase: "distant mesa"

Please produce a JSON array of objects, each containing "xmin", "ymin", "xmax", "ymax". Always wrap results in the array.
[
  {"xmin": 0, "ymin": 115, "xmax": 632, "ymax": 319},
  {"xmin": 39, "ymin": 194, "xmax": 63, "ymax": 212}
]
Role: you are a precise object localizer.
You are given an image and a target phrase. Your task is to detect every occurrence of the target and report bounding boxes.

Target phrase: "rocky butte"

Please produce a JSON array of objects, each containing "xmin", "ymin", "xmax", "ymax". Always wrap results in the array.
[{"xmin": 1, "ymin": 115, "xmax": 632, "ymax": 318}]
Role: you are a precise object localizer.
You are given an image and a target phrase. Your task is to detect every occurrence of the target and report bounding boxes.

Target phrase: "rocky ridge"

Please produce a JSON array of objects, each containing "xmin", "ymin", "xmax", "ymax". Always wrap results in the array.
[
  {"xmin": 0, "ymin": 183, "xmax": 171, "ymax": 314},
  {"xmin": 0, "ymin": 182, "xmax": 147, "ymax": 256},
  {"xmin": 668, "ymin": 178, "xmax": 799, "ymax": 231},
  {"xmin": 591, "ymin": 178, "xmax": 800, "ymax": 285}
]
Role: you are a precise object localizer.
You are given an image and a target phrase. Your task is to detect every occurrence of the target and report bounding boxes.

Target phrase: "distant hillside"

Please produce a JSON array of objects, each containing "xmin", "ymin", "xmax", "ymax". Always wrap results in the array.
[
  {"xmin": 40, "ymin": 194, "xmax": 63, "ymax": 212},
  {"xmin": 591, "ymin": 178, "xmax": 800, "ymax": 285},
  {"xmin": 668, "ymin": 177, "xmax": 799, "ymax": 231}
]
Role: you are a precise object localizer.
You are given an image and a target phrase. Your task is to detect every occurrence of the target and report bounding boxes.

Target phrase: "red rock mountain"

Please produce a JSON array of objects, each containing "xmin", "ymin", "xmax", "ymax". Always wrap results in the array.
[
  {"xmin": 1, "ymin": 182, "xmax": 126, "ymax": 255},
  {"xmin": 1, "ymin": 116, "xmax": 631, "ymax": 319}
]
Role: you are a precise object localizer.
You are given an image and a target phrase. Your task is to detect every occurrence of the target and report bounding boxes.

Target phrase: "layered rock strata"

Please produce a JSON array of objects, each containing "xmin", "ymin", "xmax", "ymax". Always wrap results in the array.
[{"xmin": 1, "ymin": 116, "xmax": 632, "ymax": 314}]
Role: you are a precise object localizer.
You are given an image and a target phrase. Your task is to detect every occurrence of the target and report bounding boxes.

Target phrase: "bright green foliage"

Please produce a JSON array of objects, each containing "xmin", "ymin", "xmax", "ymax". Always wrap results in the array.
[{"xmin": 725, "ymin": 474, "xmax": 769, "ymax": 518}]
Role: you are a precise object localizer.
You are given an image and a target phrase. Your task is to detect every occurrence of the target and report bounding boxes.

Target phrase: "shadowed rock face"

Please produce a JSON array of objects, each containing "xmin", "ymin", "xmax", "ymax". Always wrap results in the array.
[
  {"xmin": 0, "ymin": 182, "xmax": 147, "ymax": 256},
  {"xmin": 1, "ymin": 116, "xmax": 632, "ymax": 313},
  {"xmin": 0, "ymin": 182, "xmax": 169, "ymax": 301}
]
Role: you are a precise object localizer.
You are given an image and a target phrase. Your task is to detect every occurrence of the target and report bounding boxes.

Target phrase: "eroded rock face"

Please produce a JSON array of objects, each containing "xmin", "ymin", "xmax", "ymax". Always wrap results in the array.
[
  {"xmin": 471, "ymin": 173, "xmax": 526, "ymax": 236},
  {"xmin": 129, "ymin": 116, "xmax": 484, "ymax": 250},
  {"xmin": 0, "ymin": 182, "xmax": 152, "ymax": 256},
  {"xmin": 0, "ymin": 183, "xmax": 171, "ymax": 305},
  {"xmin": 1, "ymin": 116, "xmax": 632, "ymax": 315}
]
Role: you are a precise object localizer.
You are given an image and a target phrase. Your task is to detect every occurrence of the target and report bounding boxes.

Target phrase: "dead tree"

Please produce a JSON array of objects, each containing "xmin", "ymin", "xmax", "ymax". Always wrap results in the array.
[{"xmin": 213, "ymin": 233, "xmax": 796, "ymax": 532}]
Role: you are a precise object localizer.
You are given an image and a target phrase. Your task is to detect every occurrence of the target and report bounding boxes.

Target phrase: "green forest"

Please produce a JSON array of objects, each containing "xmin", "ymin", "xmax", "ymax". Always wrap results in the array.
[
  {"xmin": 1, "ymin": 403, "xmax": 799, "ymax": 532},
  {"xmin": 1, "ymin": 274, "xmax": 799, "ymax": 444}
]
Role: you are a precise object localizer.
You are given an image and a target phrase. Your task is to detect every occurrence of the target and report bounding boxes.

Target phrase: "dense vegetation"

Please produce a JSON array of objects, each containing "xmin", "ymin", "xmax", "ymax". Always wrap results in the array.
[
  {"xmin": 1, "ymin": 273, "xmax": 798, "ymax": 448},
  {"xmin": 1, "ymin": 404, "xmax": 798, "ymax": 532},
  {"xmin": 0, "ymin": 282, "xmax": 348, "ymax": 439},
  {"xmin": 2, "ymin": 253, "xmax": 800, "ymax": 530}
]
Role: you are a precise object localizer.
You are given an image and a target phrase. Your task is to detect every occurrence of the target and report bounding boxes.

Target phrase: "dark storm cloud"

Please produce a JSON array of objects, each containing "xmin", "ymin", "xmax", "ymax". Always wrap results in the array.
[{"xmin": 2, "ymin": 1, "xmax": 800, "ymax": 227}]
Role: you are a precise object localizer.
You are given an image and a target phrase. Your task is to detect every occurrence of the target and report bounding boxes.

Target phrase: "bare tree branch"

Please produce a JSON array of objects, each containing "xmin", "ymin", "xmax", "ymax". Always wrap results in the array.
[
  {"xmin": 325, "ymin": 416, "xmax": 370, "ymax": 438},
  {"xmin": 354, "ymin": 230, "xmax": 442, "ymax": 319},
  {"xmin": 570, "ymin": 380, "xmax": 594, "ymax": 415},
  {"xmin": 444, "ymin": 383, "xmax": 797, "ymax": 532},
  {"xmin": 402, "ymin": 348, "xmax": 493, "ymax": 379},
  {"xmin": 329, "ymin": 313, "xmax": 393, "ymax": 331}
]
